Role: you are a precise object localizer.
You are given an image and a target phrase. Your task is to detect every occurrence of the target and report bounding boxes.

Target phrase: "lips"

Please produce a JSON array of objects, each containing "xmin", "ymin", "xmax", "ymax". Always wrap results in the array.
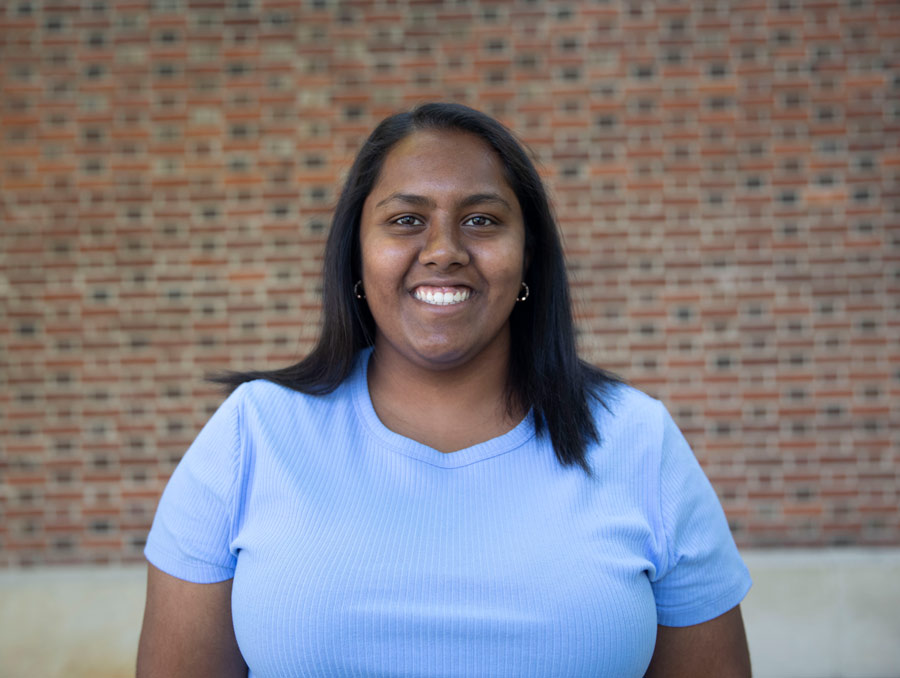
[{"xmin": 412, "ymin": 285, "xmax": 472, "ymax": 306}]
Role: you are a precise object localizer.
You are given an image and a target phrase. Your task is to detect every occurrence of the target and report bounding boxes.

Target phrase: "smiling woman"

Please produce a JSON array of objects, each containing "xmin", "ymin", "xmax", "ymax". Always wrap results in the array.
[
  {"xmin": 137, "ymin": 103, "xmax": 752, "ymax": 678},
  {"xmin": 360, "ymin": 130, "xmax": 525, "ymax": 369}
]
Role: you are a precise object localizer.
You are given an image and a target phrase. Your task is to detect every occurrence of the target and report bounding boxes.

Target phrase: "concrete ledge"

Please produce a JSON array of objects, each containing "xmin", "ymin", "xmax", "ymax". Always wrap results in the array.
[
  {"xmin": 1, "ymin": 549, "xmax": 899, "ymax": 678},
  {"xmin": 741, "ymin": 548, "xmax": 900, "ymax": 678},
  {"xmin": 0, "ymin": 565, "xmax": 145, "ymax": 678}
]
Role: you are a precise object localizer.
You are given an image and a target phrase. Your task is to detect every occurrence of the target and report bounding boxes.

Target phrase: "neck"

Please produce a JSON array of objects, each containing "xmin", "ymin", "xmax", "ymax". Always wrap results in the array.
[{"xmin": 366, "ymin": 335, "xmax": 524, "ymax": 452}]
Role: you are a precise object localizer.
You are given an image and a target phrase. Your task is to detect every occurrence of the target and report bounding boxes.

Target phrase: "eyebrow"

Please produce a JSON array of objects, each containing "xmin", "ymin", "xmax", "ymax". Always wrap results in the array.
[{"xmin": 375, "ymin": 192, "xmax": 512, "ymax": 210}]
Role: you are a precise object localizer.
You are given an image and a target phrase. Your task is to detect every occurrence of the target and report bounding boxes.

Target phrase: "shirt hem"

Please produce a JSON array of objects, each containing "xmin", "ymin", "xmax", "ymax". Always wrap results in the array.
[
  {"xmin": 144, "ymin": 543, "xmax": 235, "ymax": 584},
  {"xmin": 655, "ymin": 576, "xmax": 752, "ymax": 627}
]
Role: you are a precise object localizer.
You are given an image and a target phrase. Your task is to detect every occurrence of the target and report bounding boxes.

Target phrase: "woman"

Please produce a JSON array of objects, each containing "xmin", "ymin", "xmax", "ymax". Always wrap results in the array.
[{"xmin": 138, "ymin": 103, "xmax": 752, "ymax": 677}]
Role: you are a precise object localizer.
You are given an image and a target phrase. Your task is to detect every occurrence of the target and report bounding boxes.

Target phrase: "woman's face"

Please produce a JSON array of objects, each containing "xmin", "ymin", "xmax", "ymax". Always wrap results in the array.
[{"xmin": 359, "ymin": 129, "xmax": 527, "ymax": 373}]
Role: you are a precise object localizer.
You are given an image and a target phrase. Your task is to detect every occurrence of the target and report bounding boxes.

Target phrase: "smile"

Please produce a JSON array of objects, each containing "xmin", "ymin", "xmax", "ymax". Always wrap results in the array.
[{"xmin": 413, "ymin": 286, "xmax": 471, "ymax": 306}]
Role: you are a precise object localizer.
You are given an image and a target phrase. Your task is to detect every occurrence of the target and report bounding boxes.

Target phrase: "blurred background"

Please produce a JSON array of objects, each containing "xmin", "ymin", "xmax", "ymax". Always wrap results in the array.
[{"xmin": 1, "ymin": 0, "xmax": 898, "ymax": 676}]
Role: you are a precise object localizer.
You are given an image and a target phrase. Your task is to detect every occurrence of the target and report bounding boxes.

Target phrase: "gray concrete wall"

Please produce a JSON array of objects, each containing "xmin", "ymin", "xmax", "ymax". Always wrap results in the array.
[
  {"xmin": 1, "ymin": 549, "xmax": 898, "ymax": 678},
  {"xmin": 0, "ymin": 566, "xmax": 145, "ymax": 678},
  {"xmin": 741, "ymin": 549, "xmax": 900, "ymax": 678}
]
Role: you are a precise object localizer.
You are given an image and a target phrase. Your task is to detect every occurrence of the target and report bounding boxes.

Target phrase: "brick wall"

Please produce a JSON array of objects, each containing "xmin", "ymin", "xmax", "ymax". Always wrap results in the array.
[{"xmin": 1, "ymin": 0, "xmax": 898, "ymax": 567}]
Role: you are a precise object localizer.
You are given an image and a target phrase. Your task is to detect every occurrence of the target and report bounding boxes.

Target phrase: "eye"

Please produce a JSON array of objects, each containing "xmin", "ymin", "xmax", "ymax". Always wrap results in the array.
[
  {"xmin": 463, "ymin": 214, "xmax": 496, "ymax": 227},
  {"xmin": 392, "ymin": 215, "xmax": 423, "ymax": 227}
]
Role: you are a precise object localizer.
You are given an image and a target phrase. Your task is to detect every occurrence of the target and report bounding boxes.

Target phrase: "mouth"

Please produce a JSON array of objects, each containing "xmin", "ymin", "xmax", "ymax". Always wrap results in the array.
[{"xmin": 412, "ymin": 285, "xmax": 472, "ymax": 306}]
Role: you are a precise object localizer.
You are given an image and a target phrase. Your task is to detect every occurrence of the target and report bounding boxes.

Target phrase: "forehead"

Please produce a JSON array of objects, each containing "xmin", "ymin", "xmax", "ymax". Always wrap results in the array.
[{"xmin": 368, "ymin": 129, "xmax": 515, "ymax": 199}]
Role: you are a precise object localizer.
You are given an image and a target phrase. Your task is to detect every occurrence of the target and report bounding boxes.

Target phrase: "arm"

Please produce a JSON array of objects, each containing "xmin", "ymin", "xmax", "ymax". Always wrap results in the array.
[
  {"xmin": 644, "ymin": 604, "xmax": 751, "ymax": 678},
  {"xmin": 136, "ymin": 563, "xmax": 248, "ymax": 678}
]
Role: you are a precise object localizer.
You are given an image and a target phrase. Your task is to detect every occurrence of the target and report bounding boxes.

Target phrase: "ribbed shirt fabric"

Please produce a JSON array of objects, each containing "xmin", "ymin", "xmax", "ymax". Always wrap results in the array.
[{"xmin": 145, "ymin": 349, "xmax": 751, "ymax": 677}]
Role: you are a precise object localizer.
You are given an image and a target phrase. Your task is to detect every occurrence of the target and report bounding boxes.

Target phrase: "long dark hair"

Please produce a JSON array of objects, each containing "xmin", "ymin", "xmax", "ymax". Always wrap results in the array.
[{"xmin": 213, "ymin": 102, "xmax": 618, "ymax": 473}]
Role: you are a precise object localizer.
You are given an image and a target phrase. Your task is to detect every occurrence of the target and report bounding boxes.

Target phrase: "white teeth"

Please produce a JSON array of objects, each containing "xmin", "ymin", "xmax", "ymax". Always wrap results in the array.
[{"xmin": 414, "ymin": 288, "xmax": 471, "ymax": 306}]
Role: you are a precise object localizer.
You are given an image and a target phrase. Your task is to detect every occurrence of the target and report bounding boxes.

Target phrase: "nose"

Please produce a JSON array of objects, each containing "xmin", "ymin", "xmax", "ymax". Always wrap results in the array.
[{"xmin": 418, "ymin": 215, "xmax": 470, "ymax": 269}]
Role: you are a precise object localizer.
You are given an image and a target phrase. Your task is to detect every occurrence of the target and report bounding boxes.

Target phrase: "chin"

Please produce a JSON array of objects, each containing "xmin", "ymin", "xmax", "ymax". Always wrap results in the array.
[
  {"xmin": 396, "ymin": 336, "xmax": 486, "ymax": 369},
  {"xmin": 375, "ymin": 325, "xmax": 510, "ymax": 374},
  {"xmin": 411, "ymin": 347, "xmax": 475, "ymax": 370}
]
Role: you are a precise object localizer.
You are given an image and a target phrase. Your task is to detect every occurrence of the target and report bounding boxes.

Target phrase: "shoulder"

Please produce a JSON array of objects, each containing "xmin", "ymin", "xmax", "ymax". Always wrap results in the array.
[
  {"xmin": 581, "ymin": 381, "xmax": 689, "ymax": 485},
  {"xmin": 232, "ymin": 378, "xmax": 312, "ymax": 405},
  {"xmin": 589, "ymin": 381, "xmax": 670, "ymax": 439},
  {"xmin": 229, "ymin": 377, "xmax": 353, "ymax": 427}
]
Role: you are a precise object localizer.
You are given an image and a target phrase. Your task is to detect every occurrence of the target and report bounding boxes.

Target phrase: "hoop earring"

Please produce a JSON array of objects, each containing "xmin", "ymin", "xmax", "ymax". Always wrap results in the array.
[
  {"xmin": 516, "ymin": 282, "xmax": 529, "ymax": 302},
  {"xmin": 354, "ymin": 280, "xmax": 365, "ymax": 300}
]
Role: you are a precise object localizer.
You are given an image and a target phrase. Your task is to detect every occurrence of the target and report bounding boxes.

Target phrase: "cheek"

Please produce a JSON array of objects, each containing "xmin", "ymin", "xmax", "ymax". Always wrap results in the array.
[
  {"xmin": 360, "ymin": 239, "xmax": 413, "ymax": 289},
  {"xmin": 485, "ymin": 244, "xmax": 527, "ymax": 285}
]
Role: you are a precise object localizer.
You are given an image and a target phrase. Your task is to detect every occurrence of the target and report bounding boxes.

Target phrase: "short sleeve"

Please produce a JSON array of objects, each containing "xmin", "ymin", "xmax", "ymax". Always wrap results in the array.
[
  {"xmin": 143, "ymin": 386, "xmax": 244, "ymax": 583},
  {"xmin": 649, "ymin": 405, "xmax": 752, "ymax": 626}
]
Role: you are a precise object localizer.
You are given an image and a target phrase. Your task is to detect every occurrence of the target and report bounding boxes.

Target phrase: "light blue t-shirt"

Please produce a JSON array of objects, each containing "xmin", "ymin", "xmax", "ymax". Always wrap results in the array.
[{"xmin": 145, "ymin": 349, "xmax": 751, "ymax": 677}]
